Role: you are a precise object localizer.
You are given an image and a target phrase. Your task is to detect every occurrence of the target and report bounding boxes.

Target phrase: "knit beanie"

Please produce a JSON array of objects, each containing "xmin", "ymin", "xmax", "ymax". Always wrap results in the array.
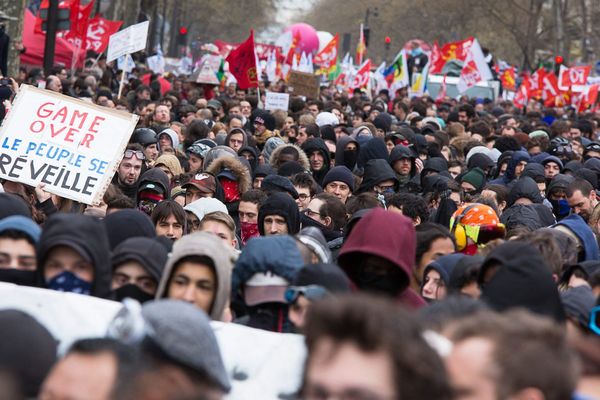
[
  {"xmin": 322, "ymin": 166, "xmax": 355, "ymax": 192},
  {"xmin": 461, "ymin": 167, "xmax": 486, "ymax": 192}
]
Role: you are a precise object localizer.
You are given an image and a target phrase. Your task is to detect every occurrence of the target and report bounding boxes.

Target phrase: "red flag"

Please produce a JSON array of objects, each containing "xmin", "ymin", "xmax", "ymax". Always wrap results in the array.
[
  {"xmin": 430, "ymin": 37, "xmax": 473, "ymax": 74},
  {"xmin": 65, "ymin": 0, "xmax": 94, "ymax": 47},
  {"xmin": 350, "ymin": 59, "xmax": 371, "ymax": 90},
  {"xmin": 85, "ymin": 16, "xmax": 123, "ymax": 53},
  {"xmin": 500, "ymin": 66, "xmax": 516, "ymax": 91},
  {"xmin": 559, "ymin": 65, "xmax": 592, "ymax": 91},
  {"xmin": 578, "ymin": 84, "xmax": 600, "ymax": 112},
  {"xmin": 514, "ymin": 76, "xmax": 531, "ymax": 108},
  {"xmin": 284, "ymin": 30, "xmax": 301, "ymax": 66},
  {"xmin": 226, "ymin": 31, "xmax": 259, "ymax": 90},
  {"xmin": 314, "ymin": 33, "xmax": 338, "ymax": 73},
  {"xmin": 541, "ymin": 72, "xmax": 560, "ymax": 107}
]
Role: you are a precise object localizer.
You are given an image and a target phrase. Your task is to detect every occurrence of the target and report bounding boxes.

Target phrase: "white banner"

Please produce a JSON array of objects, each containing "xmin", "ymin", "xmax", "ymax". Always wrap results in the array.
[
  {"xmin": 265, "ymin": 92, "xmax": 290, "ymax": 111},
  {"xmin": 106, "ymin": 21, "xmax": 150, "ymax": 63},
  {"xmin": 0, "ymin": 85, "xmax": 139, "ymax": 205}
]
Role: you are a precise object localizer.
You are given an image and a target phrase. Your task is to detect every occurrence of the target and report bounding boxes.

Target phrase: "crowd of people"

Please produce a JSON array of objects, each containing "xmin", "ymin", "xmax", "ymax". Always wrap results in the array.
[{"xmin": 0, "ymin": 53, "xmax": 598, "ymax": 400}]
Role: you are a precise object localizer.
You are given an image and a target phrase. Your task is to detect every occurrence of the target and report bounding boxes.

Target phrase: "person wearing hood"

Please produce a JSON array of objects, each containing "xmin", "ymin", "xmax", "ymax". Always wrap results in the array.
[
  {"xmin": 490, "ymin": 150, "xmax": 529, "ymax": 185},
  {"xmin": 357, "ymin": 159, "xmax": 399, "ymax": 197},
  {"xmin": 285, "ymin": 263, "xmax": 351, "ymax": 330},
  {"xmin": 301, "ymin": 137, "xmax": 331, "ymax": 186},
  {"xmin": 136, "ymin": 168, "xmax": 170, "ymax": 216},
  {"xmin": 238, "ymin": 145, "xmax": 260, "ymax": 173},
  {"xmin": 0, "ymin": 215, "xmax": 42, "ymax": 287},
  {"xmin": 251, "ymin": 163, "xmax": 275, "ymax": 189},
  {"xmin": 154, "ymin": 154, "xmax": 184, "ymax": 186},
  {"xmin": 253, "ymin": 111, "xmax": 280, "ymax": 149},
  {"xmin": 185, "ymin": 140, "xmax": 212, "ymax": 173},
  {"xmin": 520, "ymin": 162, "xmax": 547, "ymax": 196},
  {"xmin": 258, "ymin": 192, "xmax": 300, "ymax": 236},
  {"xmin": 206, "ymin": 155, "xmax": 252, "ymax": 222},
  {"xmin": 355, "ymin": 137, "xmax": 388, "ymax": 175},
  {"xmin": 553, "ymin": 214, "xmax": 600, "ymax": 262},
  {"xmin": 155, "ymin": 232, "xmax": 235, "ymax": 321},
  {"xmin": 112, "ymin": 144, "xmax": 146, "ymax": 200},
  {"xmin": 269, "ymin": 143, "xmax": 311, "ymax": 173},
  {"xmin": 110, "ymin": 237, "xmax": 168, "ymax": 303},
  {"xmin": 262, "ymin": 136, "xmax": 286, "ymax": 166},
  {"xmin": 103, "ymin": 209, "xmax": 156, "ymax": 250},
  {"xmin": 478, "ymin": 241, "xmax": 566, "ymax": 322},
  {"xmin": 542, "ymin": 155, "xmax": 563, "ymax": 181},
  {"xmin": 338, "ymin": 208, "xmax": 426, "ymax": 309},
  {"xmin": 37, "ymin": 213, "xmax": 111, "ymax": 298},
  {"xmin": 184, "ymin": 197, "xmax": 228, "ymax": 233},
  {"xmin": 467, "ymin": 153, "xmax": 495, "ymax": 176},
  {"xmin": 231, "ymin": 235, "xmax": 305, "ymax": 332},
  {"xmin": 334, "ymin": 135, "xmax": 360, "ymax": 172},
  {"xmin": 389, "ymin": 144, "xmax": 418, "ymax": 190},
  {"xmin": 157, "ymin": 128, "xmax": 180, "ymax": 153},
  {"xmin": 225, "ymin": 127, "xmax": 247, "ymax": 153},
  {"xmin": 546, "ymin": 174, "xmax": 575, "ymax": 220},
  {"xmin": 421, "ymin": 253, "xmax": 466, "ymax": 302},
  {"xmin": 506, "ymin": 176, "xmax": 544, "ymax": 207}
]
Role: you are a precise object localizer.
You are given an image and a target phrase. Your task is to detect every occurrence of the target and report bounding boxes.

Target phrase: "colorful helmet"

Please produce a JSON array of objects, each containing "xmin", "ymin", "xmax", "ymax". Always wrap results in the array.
[{"xmin": 449, "ymin": 203, "xmax": 505, "ymax": 254}]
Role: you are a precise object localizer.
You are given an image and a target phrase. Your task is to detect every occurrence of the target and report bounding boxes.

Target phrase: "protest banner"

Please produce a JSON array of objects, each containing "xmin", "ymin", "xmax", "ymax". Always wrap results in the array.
[
  {"xmin": 288, "ymin": 71, "xmax": 320, "ymax": 99},
  {"xmin": 106, "ymin": 20, "xmax": 149, "ymax": 63},
  {"xmin": 0, "ymin": 85, "xmax": 139, "ymax": 205},
  {"xmin": 0, "ymin": 283, "xmax": 306, "ymax": 399},
  {"xmin": 265, "ymin": 92, "xmax": 290, "ymax": 111}
]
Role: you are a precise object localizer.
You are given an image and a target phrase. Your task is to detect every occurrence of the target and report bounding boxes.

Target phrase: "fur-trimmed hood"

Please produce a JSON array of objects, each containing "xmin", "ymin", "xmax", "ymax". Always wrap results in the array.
[
  {"xmin": 269, "ymin": 143, "xmax": 311, "ymax": 172},
  {"xmin": 206, "ymin": 156, "xmax": 252, "ymax": 194}
]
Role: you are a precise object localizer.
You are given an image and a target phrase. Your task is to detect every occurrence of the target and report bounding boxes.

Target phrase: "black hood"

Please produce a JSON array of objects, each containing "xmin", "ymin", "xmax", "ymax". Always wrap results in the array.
[
  {"xmin": 546, "ymin": 174, "xmax": 575, "ymax": 197},
  {"xmin": 521, "ymin": 163, "xmax": 545, "ymax": 182},
  {"xmin": 357, "ymin": 159, "xmax": 398, "ymax": 193},
  {"xmin": 111, "ymin": 237, "xmax": 168, "ymax": 282},
  {"xmin": 258, "ymin": 192, "xmax": 301, "ymax": 235},
  {"xmin": 479, "ymin": 241, "xmax": 566, "ymax": 322},
  {"xmin": 356, "ymin": 138, "xmax": 388, "ymax": 175},
  {"xmin": 239, "ymin": 145, "xmax": 259, "ymax": 172},
  {"xmin": 389, "ymin": 144, "xmax": 417, "ymax": 178},
  {"xmin": 301, "ymin": 137, "xmax": 331, "ymax": 185},
  {"xmin": 136, "ymin": 168, "xmax": 171, "ymax": 203},
  {"xmin": 335, "ymin": 135, "xmax": 360, "ymax": 171},
  {"xmin": 37, "ymin": 213, "xmax": 112, "ymax": 298},
  {"xmin": 500, "ymin": 203, "xmax": 556, "ymax": 231},
  {"xmin": 507, "ymin": 176, "xmax": 543, "ymax": 207},
  {"xmin": 103, "ymin": 209, "xmax": 157, "ymax": 250}
]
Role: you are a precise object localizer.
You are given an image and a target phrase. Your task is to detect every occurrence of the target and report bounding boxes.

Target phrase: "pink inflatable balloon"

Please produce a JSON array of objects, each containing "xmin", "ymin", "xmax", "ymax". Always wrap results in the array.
[{"xmin": 285, "ymin": 23, "xmax": 320, "ymax": 55}]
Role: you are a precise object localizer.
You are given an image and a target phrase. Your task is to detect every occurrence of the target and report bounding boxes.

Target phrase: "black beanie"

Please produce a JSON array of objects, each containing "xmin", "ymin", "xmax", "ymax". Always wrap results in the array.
[
  {"xmin": 255, "ymin": 111, "xmax": 276, "ymax": 131},
  {"xmin": 278, "ymin": 161, "xmax": 306, "ymax": 177},
  {"xmin": 103, "ymin": 209, "xmax": 157, "ymax": 250},
  {"xmin": 373, "ymin": 113, "xmax": 392, "ymax": 133},
  {"xmin": 258, "ymin": 192, "xmax": 300, "ymax": 235},
  {"xmin": 322, "ymin": 166, "xmax": 355, "ymax": 192},
  {"xmin": 0, "ymin": 193, "xmax": 31, "ymax": 219},
  {"xmin": 111, "ymin": 237, "xmax": 169, "ymax": 282}
]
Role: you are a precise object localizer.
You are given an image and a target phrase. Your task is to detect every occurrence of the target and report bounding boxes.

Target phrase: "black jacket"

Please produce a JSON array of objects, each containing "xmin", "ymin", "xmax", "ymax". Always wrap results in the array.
[
  {"xmin": 357, "ymin": 159, "xmax": 398, "ymax": 194},
  {"xmin": 302, "ymin": 138, "xmax": 331, "ymax": 186}
]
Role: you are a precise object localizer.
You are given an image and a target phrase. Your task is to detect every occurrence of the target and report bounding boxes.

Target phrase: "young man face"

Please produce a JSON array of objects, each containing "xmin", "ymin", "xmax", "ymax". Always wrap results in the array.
[
  {"xmin": 263, "ymin": 215, "xmax": 288, "ymax": 235},
  {"xmin": 167, "ymin": 261, "xmax": 216, "ymax": 313},
  {"xmin": 117, "ymin": 154, "xmax": 143, "ymax": 185},
  {"xmin": 200, "ymin": 220, "xmax": 237, "ymax": 248},
  {"xmin": 111, "ymin": 261, "xmax": 157, "ymax": 295},
  {"xmin": 294, "ymin": 186, "xmax": 312, "ymax": 210},
  {"xmin": 0, "ymin": 237, "xmax": 36, "ymax": 270},
  {"xmin": 238, "ymin": 201, "xmax": 259, "ymax": 224},
  {"xmin": 325, "ymin": 181, "xmax": 351, "ymax": 203},
  {"xmin": 155, "ymin": 214, "xmax": 184, "ymax": 241}
]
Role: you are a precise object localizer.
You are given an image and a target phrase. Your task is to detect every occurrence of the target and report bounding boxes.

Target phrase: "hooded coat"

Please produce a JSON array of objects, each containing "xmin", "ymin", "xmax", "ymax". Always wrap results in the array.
[
  {"xmin": 357, "ymin": 159, "xmax": 399, "ymax": 194},
  {"xmin": 301, "ymin": 138, "xmax": 331, "ymax": 186},
  {"xmin": 136, "ymin": 168, "xmax": 171, "ymax": 203},
  {"xmin": 37, "ymin": 214, "xmax": 112, "ymax": 298},
  {"xmin": 554, "ymin": 214, "xmax": 600, "ymax": 261},
  {"xmin": 155, "ymin": 232, "xmax": 235, "ymax": 321},
  {"xmin": 334, "ymin": 136, "xmax": 360, "ymax": 172},
  {"xmin": 154, "ymin": 154, "xmax": 184, "ymax": 178},
  {"xmin": 356, "ymin": 138, "xmax": 388, "ymax": 175},
  {"xmin": 206, "ymin": 156, "xmax": 252, "ymax": 222},
  {"xmin": 111, "ymin": 237, "xmax": 168, "ymax": 283},
  {"xmin": 491, "ymin": 150, "xmax": 530, "ymax": 185},
  {"xmin": 389, "ymin": 144, "xmax": 418, "ymax": 182},
  {"xmin": 158, "ymin": 128, "xmax": 180, "ymax": 151},
  {"xmin": 422, "ymin": 253, "xmax": 466, "ymax": 290},
  {"xmin": 258, "ymin": 192, "xmax": 301, "ymax": 235},
  {"xmin": 269, "ymin": 143, "xmax": 311, "ymax": 172},
  {"xmin": 506, "ymin": 176, "xmax": 543, "ymax": 207},
  {"xmin": 238, "ymin": 145, "xmax": 259, "ymax": 173},
  {"xmin": 103, "ymin": 209, "xmax": 156, "ymax": 250},
  {"xmin": 500, "ymin": 203, "xmax": 556, "ymax": 231},
  {"xmin": 479, "ymin": 242, "xmax": 566, "ymax": 322},
  {"xmin": 338, "ymin": 208, "xmax": 426, "ymax": 309}
]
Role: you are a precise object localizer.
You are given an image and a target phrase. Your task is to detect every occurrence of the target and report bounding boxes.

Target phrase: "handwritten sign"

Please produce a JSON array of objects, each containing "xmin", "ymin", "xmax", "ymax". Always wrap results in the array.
[
  {"xmin": 265, "ymin": 92, "xmax": 290, "ymax": 111},
  {"xmin": 288, "ymin": 71, "xmax": 320, "ymax": 99},
  {"xmin": 106, "ymin": 21, "xmax": 149, "ymax": 62},
  {"xmin": 0, "ymin": 85, "xmax": 139, "ymax": 205}
]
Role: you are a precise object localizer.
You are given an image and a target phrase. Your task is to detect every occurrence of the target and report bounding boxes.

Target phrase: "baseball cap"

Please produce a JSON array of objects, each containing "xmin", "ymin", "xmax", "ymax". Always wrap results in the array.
[
  {"xmin": 138, "ymin": 182, "xmax": 165, "ymax": 194},
  {"xmin": 183, "ymin": 173, "xmax": 217, "ymax": 194},
  {"xmin": 244, "ymin": 272, "xmax": 289, "ymax": 306}
]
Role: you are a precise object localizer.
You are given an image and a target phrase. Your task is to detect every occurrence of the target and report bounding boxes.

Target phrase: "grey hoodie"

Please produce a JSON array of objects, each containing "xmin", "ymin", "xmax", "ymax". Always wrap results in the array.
[{"xmin": 155, "ymin": 232, "xmax": 236, "ymax": 321}]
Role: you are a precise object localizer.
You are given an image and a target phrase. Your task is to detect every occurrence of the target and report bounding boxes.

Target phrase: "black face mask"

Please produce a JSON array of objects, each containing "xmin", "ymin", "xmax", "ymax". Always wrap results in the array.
[
  {"xmin": 343, "ymin": 150, "xmax": 358, "ymax": 170},
  {"xmin": 113, "ymin": 284, "xmax": 155, "ymax": 304},
  {"xmin": 354, "ymin": 270, "xmax": 403, "ymax": 297},
  {"xmin": 0, "ymin": 268, "xmax": 38, "ymax": 287}
]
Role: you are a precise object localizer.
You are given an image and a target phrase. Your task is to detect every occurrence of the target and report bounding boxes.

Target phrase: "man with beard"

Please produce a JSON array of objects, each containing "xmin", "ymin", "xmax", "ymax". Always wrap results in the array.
[
  {"xmin": 113, "ymin": 144, "xmax": 145, "ymax": 200},
  {"xmin": 567, "ymin": 179, "xmax": 598, "ymax": 223}
]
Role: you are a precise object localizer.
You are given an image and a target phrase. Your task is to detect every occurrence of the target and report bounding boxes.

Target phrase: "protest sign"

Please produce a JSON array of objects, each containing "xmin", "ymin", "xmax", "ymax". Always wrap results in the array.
[
  {"xmin": 106, "ymin": 20, "xmax": 149, "ymax": 62},
  {"xmin": 0, "ymin": 85, "xmax": 139, "ymax": 205},
  {"xmin": 0, "ymin": 283, "xmax": 306, "ymax": 398},
  {"xmin": 265, "ymin": 92, "xmax": 290, "ymax": 111},
  {"xmin": 288, "ymin": 71, "xmax": 320, "ymax": 99}
]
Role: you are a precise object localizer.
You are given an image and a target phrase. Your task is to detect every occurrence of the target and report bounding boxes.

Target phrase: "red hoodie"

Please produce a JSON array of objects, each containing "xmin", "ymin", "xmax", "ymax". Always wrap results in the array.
[{"xmin": 338, "ymin": 208, "xmax": 426, "ymax": 310}]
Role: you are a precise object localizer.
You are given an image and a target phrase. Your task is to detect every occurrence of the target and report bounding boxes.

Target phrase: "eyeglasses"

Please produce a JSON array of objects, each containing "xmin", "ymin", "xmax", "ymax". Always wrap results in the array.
[
  {"xmin": 298, "ymin": 193, "xmax": 311, "ymax": 201},
  {"xmin": 304, "ymin": 208, "xmax": 322, "ymax": 219},
  {"xmin": 284, "ymin": 285, "xmax": 328, "ymax": 303},
  {"xmin": 124, "ymin": 150, "xmax": 146, "ymax": 160}
]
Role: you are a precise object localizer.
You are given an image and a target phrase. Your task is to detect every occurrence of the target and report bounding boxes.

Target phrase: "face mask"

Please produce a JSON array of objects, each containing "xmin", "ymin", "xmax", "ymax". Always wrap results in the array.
[
  {"xmin": 550, "ymin": 199, "xmax": 570, "ymax": 219},
  {"xmin": 138, "ymin": 199, "xmax": 158, "ymax": 216},
  {"xmin": 0, "ymin": 268, "xmax": 38, "ymax": 287},
  {"xmin": 46, "ymin": 271, "xmax": 92, "ymax": 295},
  {"xmin": 240, "ymin": 222, "xmax": 259, "ymax": 246},
  {"xmin": 355, "ymin": 270, "xmax": 402, "ymax": 297},
  {"xmin": 411, "ymin": 47, "xmax": 424, "ymax": 57},
  {"xmin": 113, "ymin": 284, "xmax": 154, "ymax": 304},
  {"xmin": 220, "ymin": 179, "xmax": 240, "ymax": 203},
  {"xmin": 343, "ymin": 150, "xmax": 358, "ymax": 170}
]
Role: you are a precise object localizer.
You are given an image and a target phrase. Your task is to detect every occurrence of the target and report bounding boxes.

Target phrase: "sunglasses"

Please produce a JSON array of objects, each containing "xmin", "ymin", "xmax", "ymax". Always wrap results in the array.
[
  {"xmin": 284, "ymin": 285, "xmax": 328, "ymax": 303},
  {"xmin": 590, "ymin": 305, "xmax": 600, "ymax": 335},
  {"xmin": 124, "ymin": 149, "xmax": 146, "ymax": 160}
]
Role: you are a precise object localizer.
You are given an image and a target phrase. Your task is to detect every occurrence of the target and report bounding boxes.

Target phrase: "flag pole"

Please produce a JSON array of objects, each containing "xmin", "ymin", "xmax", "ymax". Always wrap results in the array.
[{"xmin": 117, "ymin": 67, "xmax": 126, "ymax": 99}]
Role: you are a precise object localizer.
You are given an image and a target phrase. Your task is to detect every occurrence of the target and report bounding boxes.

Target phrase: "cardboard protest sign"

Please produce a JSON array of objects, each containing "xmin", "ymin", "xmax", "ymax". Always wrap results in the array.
[
  {"xmin": 0, "ymin": 85, "xmax": 139, "ymax": 205},
  {"xmin": 288, "ymin": 71, "xmax": 320, "ymax": 99},
  {"xmin": 265, "ymin": 92, "xmax": 290, "ymax": 111},
  {"xmin": 106, "ymin": 20, "xmax": 149, "ymax": 62}
]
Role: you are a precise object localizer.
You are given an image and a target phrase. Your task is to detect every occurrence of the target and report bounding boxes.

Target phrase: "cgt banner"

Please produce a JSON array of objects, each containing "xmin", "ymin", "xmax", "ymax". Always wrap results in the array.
[{"xmin": 0, "ymin": 85, "xmax": 139, "ymax": 205}]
